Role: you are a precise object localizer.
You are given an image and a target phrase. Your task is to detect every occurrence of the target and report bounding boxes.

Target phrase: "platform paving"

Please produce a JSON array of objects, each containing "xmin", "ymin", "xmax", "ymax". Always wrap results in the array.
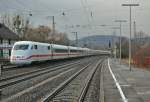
[{"xmin": 103, "ymin": 58, "xmax": 150, "ymax": 102}]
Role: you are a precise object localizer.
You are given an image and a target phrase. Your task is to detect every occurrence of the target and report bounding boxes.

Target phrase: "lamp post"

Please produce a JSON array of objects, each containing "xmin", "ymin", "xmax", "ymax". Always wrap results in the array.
[
  {"xmin": 122, "ymin": 4, "xmax": 139, "ymax": 71},
  {"xmin": 115, "ymin": 20, "xmax": 127, "ymax": 64}
]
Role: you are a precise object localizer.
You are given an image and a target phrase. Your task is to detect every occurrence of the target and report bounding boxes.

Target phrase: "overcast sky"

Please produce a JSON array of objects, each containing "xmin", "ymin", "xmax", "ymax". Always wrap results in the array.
[{"xmin": 0, "ymin": 0, "xmax": 149, "ymax": 39}]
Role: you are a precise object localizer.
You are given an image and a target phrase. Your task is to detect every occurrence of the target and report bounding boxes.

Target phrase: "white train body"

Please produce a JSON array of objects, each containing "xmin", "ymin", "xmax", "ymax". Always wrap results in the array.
[
  {"xmin": 10, "ymin": 41, "xmax": 51, "ymax": 64},
  {"xmin": 10, "ymin": 41, "xmax": 110, "ymax": 64}
]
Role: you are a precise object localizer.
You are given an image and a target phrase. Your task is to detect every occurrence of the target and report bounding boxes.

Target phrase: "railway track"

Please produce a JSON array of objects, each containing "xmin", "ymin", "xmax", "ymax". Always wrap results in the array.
[
  {"xmin": 0, "ymin": 61, "xmax": 81, "ymax": 88},
  {"xmin": 43, "ymin": 58, "xmax": 104, "ymax": 102},
  {"xmin": 1, "ymin": 58, "xmax": 84, "ymax": 80},
  {"xmin": 41, "ymin": 62, "xmax": 95, "ymax": 102},
  {"xmin": 78, "ymin": 60, "xmax": 102, "ymax": 102},
  {"xmin": 83, "ymin": 59, "xmax": 104, "ymax": 102},
  {"xmin": 1, "ymin": 57, "xmax": 80, "ymax": 72},
  {"xmin": 0, "ymin": 57, "xmax": 96, "ymax": 101},
  {"xmin": 1, "ymin": 58, "xmax": 91, "ymax": 80}
]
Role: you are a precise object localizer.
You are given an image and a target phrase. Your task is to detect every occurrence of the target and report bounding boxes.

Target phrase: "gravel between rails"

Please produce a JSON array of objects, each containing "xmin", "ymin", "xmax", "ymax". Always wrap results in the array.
[
  {"xmin": 0, "ymin": 57, "xmax": 96, "ymax": 102},
  {"xmin": 0, "ymin": 60, "xmax": 87, "ymax": 99},
  {"xmin": 2, "ymin": 62, "xmax": 90, "ymax": 101},
  {"xmin": 1, "ymin": 58, "xmax": 77, "ymax": 71},
  {"xmin": 45, "ymin": 57, "xmax": 102, "ymax": 102},
  {"xmin": 0, "ymin": 61, "xmax": 82, "ymax": 89},
  {"xmin": 1, "ymin": 57, "xmax": 91, "ymax": 83},
  {"xmin": 83, "ymin": 59, "xmax": 104, "ymax": 102},
  {"xmin": 0, "ymin": 59, "xmax": 83, "ymax": 82}
]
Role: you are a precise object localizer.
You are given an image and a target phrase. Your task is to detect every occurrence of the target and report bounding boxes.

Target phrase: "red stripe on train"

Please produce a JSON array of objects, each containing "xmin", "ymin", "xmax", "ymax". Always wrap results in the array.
[{"xmin": 12, "ymin": 53, "xmax": 80, "ymax": 60}]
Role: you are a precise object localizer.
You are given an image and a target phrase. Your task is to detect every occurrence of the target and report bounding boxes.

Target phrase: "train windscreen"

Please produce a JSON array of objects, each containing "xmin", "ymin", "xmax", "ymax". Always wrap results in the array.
[{"xmin": 14, "ymin": 44, "xmax": 29, "ymax": 50}]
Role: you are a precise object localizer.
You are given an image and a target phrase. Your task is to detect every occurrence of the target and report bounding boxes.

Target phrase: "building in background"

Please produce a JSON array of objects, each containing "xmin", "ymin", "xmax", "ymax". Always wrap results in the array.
[{"xmin": 0, "ymin": 23, "xmax": 19, "ymax": 59}]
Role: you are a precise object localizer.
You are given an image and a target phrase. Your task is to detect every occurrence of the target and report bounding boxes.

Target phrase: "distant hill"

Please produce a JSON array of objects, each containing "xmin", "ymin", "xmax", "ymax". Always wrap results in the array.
[{"xmin": 70, "ymin": 35, "xmax": 120, "ymax": 50}]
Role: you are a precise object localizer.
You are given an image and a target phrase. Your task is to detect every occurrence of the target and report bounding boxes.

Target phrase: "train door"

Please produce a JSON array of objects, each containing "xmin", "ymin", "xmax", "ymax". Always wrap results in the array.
[
  {"xmin": 67, "ymin": 46, "xmax": 69, "ymax": 58},
  {"xmin": 31, "ymin": 44, "xmax": 38, "ymax": 62},
  {"xmin": 51, "ymin": 44, "xmax": 54, "ymax": 60}
]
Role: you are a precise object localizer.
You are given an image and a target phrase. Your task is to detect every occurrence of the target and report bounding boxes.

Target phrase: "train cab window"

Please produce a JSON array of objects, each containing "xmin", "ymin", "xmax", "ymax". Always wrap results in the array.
[
  {"xmin": 14, "ymin": 44, "xmax": 29, "ymax": 50},
  {"xmin": 48, "ymin": 46, "xmax": 50, "ymax": 50},
  {"xmin": 34, "ymin": 45, "xmax": 38, "ymax": 49}
]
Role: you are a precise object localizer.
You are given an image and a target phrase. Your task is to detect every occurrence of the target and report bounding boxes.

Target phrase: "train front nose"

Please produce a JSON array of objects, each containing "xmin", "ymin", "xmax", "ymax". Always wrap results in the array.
[
  {"xmin": 10, "ymin": 55, "xmax": 30, "ymax": 64},
  {"xmin": 10, "ymin": 43, "xmax": 31, "ymax": 64}
]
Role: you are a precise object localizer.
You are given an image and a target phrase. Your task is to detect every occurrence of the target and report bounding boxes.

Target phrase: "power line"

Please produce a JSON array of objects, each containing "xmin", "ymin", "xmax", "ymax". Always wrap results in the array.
[{"xmin": 80, "ymin": 0, "xmax": 92, "ymax": 28}]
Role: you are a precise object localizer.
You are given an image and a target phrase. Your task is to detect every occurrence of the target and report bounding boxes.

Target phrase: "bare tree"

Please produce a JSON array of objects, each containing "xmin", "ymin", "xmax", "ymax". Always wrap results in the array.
[{"xmin": 24, "ymin": 25, "xmax": 51, "ymax": 42}]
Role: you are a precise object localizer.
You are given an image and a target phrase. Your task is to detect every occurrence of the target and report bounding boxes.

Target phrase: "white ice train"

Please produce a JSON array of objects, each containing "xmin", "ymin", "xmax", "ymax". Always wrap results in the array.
[{"xmin": 10, "ymin": 41, "xmax": 110, "ymax": 64}]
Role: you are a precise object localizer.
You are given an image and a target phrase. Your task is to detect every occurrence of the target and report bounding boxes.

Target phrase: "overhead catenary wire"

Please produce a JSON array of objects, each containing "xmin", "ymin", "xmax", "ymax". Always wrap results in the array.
[
  {"xmin": 80, "ymin": 0, "xmax": 92, "ymax": 29},
  {"xmin": 84, "ymin": 0, "xmax": 98, "ymax": 35},
  {"xmin": 80, "ymin": 0, "xmax": 99, "ymax": 37}
]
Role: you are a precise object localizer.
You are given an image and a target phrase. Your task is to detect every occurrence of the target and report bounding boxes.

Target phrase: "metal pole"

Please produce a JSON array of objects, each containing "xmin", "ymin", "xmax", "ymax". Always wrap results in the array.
[
  {"xmin": 72, "ymin": 32, "xmax": 78, "ymax": 47},
  {"xmin": 75, "ymin": 32, "xmax": 78, "ymax": 47},
  {"xmin": 129, "ymin": 6, "xmax": 132, "ymax": 71},
  {"xmin": 119, "ymin": 22, "xmax": 122, "ymax": 64},
  {"xmin": 115, "ymin": 20, "xmax": 127, "ymax": 64},
  {"xmin": 133, "ymin": 21, "xmax": 136, "ymax": 66},
  {"xmin": 113, "ymin": 30, "xmax": 117, "ymax": 61},
  {"xmin": 122, "ymin": 3, "xmax": 139, "ymax": 71},
  {"xmin": 133, "ymin": 21, "xmax": 137, "ymax": 50},
  {"xmin": 46, "ymin": 16, "xmax": 55, "ymax": 43},
  {"xmin": 52, "ymin": 16, "xmax": 55, "ymax": 43}
]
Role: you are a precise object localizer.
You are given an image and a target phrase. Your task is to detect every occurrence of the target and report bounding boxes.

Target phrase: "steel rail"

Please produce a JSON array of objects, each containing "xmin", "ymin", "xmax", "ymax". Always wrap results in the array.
[
  {"xmin": 78, "ymin": 59, "xmax": 103, "ymax": 102},
  {"xmin": 0, "ymin": 60, "xmax": 84, "ymax": 89},
  {"xmin": 1, "ymin": 60, "xmax": 93, "ymax": 102},
  {"xmin": 0, "ymin": 60, "xmax": 82, "ymax": 82},
  {"xmin": 2, "ymin": 60, "xmax": 69, "ymax": 71},
  {"xmin": 2, "ymin": 57, "xmax": 86, "ymax": 71},
  {"xmin": 41, "ymin": 62, "xmax": 93, "ymax": 102}
]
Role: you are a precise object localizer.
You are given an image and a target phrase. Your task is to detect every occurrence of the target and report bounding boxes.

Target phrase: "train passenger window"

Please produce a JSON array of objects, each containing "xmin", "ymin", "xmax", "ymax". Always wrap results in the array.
[
  {"xmin": 31, "ymin": 46, "xmax": 33, "ymax": 50},
  {"xmin": 14, "ymin": 44, "xmax": 29, "ymax": 50},
  {"xmin": 54, "ymin": 49, "xmax": 68, "ymax": 53},
  {"xmin": 48, "ymin": 46, "xmax": 50, "ymax": 50},
  {"xmin": 70, "ymin": 50, "xmax": 77, "ymax": 53},
  {"xmin": 34, "ymin": 45, "xmax": 38, "ymax": 49}
]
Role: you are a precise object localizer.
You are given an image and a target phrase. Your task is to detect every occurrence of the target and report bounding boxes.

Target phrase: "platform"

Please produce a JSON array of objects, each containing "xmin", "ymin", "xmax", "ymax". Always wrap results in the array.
[{"xmin": 103, "ymin": 58, "xmax": 150, "ymax": 102}]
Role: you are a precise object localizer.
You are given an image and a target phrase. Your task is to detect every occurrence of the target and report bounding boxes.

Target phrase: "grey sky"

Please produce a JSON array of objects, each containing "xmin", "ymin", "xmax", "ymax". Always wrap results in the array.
[{"xmin": 0, "ymin": 0, "xmax": 149, "ymax": 39}]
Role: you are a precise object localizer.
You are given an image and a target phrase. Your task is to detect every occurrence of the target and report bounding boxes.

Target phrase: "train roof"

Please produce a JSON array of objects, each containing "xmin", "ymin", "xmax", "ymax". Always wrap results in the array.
[
  {"xmin": 14, "ymin": 41, "xmax": 50, "ymax": 46},
  {"xmin": 14, "ymin": 41, "xmax": 104, "ymax": 52},
  {"xmin": 68, "ymin": 46, "xmax": 78, "ymax": 50},
  {"xmin": 52, "ymin": 44, "xmax": 68, "ymax": 49}
]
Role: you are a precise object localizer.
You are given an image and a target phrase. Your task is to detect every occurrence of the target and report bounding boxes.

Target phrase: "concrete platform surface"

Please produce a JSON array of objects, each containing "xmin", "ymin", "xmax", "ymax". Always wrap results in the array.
[{"xmin": 103, "ymin": 58, "xmax": 150, "ymax": 102}]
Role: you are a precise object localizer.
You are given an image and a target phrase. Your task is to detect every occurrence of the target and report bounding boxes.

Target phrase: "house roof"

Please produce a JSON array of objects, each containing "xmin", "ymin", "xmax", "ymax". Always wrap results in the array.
[{"xmin": 0, "ymin": 23, "xmax": 19, "ymax": 40}]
